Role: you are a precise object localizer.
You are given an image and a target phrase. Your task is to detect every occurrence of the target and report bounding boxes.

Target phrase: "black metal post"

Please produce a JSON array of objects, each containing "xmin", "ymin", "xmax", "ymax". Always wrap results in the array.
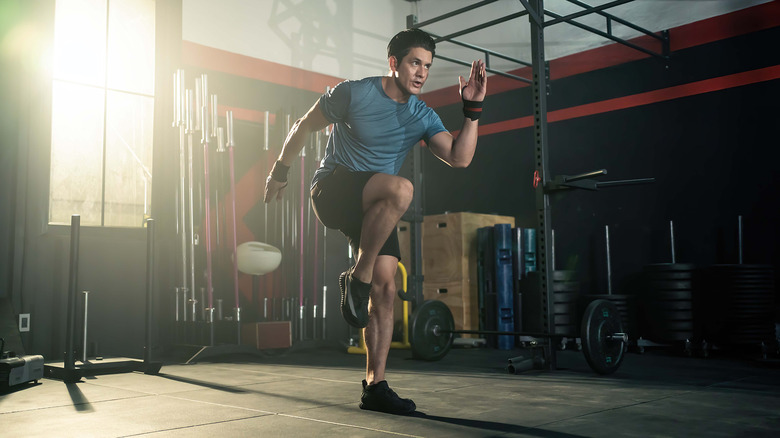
[
  {"xmin": 409, "ymin": 127, "xmax": 426, "ymax": 307},
  {"xmin": 529, "ymin": 0, "xmax": 557, "ymax": 371},
  {"xmin": 145, "ymin": 218, "xmax": 154, "ymax": 364},
  {"xmin": 65, "ymin": 214, "xmax": 80, "ymax": 370}
]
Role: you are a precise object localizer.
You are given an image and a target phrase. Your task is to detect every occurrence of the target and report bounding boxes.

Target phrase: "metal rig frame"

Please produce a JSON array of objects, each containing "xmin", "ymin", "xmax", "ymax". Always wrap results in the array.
[{"xmin": 406, "ymin": 0, "xmax": 668, "ymax": 370}]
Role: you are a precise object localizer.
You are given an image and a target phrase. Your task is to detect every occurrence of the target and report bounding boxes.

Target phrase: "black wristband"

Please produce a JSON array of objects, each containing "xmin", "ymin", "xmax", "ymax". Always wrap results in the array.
[
  {"xmin": 270, "ymin": 160, "xmax": 290, "ymax": 183},
  {"xmin": 463, "ymin": 99, "xmax": 483, "ymax": 121}
]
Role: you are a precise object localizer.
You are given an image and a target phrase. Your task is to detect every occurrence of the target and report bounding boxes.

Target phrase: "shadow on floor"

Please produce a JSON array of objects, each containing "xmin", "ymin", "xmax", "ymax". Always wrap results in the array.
[{"xmin": 411, "ymin": 411, "xmax": 587, "ymax": 438}]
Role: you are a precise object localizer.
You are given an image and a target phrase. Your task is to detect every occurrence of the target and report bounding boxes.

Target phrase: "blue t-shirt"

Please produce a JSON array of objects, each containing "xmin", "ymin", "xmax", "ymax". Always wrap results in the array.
[{"xmin": 311, "ymin": 76, "xmax": 447, "ymax": 188}]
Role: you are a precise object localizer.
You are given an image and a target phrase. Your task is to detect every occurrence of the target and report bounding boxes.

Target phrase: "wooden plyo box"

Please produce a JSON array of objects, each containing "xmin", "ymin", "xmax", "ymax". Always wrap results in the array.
[
  {"xmin": 422, "ymin": 212, "xmax": 515, "ymax": 333},
  {"xmin": 241, "ymin": 321, "xmax": 291, "ymax": 350}
]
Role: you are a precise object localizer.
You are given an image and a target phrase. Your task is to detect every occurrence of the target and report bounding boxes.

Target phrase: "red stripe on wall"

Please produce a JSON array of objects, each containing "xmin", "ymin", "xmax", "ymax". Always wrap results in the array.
[
  {"xmin": 421, "ymin": 1, "xmax": 780, "ymax": 108},
  {"xmin": 182, "ymin": 41, "xmax": 344, "ymax": 93},
  {"xmin": 478, "ymin": 64, "xmax": 780, "ymax": 136}
]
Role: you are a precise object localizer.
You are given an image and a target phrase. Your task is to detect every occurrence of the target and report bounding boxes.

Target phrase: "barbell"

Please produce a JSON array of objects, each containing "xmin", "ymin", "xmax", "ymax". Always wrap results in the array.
[{"xmin": 409, "ymin": 298, "xmax": 628, "ymax": 375}]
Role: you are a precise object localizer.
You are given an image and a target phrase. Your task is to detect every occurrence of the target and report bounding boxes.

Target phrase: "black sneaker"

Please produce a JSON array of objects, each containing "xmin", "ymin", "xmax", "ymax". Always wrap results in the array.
[
  {"xmin": 339, "ymin": 268, "xmax": 371, "ymax": 328},
  {"xmin": 359, "ymin": 380, "xmax": 416, "ymax": 415}
]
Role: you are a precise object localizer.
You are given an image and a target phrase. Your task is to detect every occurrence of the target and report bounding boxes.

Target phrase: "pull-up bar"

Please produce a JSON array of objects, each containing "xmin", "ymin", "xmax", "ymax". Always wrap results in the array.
[{"xmin": 409, "ymin": 0, "xmax": 669, "ymax": 84}]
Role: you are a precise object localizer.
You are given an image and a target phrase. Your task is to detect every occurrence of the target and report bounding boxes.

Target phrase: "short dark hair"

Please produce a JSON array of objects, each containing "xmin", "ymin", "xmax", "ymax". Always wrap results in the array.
[{"xmin": 387, "ymin": 28, "xmax": 436, "ymax": 62}]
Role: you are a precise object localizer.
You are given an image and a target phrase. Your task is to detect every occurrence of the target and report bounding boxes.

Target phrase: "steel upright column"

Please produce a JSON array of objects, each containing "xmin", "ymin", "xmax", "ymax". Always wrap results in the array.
[
  {"xmin": 407, "ymin": 14, "xmax": 426, "ymax": 307},
  {"xmin": 528, "ymin": 0, "xmax": 557, "ymax": 370}
]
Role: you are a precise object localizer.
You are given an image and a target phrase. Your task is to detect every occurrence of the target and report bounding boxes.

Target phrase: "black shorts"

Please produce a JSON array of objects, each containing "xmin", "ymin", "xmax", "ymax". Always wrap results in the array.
[{"xmin": 311, "ymin": 166, "xmax": 401, "ymax": 261}]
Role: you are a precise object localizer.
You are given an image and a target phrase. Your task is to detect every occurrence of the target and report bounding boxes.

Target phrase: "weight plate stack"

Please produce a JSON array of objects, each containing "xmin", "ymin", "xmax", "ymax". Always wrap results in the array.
[
  {"xmin": 581, "ymin": 294, "xmax": 637, "ymax": 339},
  {"xmin": 641, "ymin": 263, "xmax": 697, "ymax": 344},
  {"xmin": 553, "ymin": 270, "xmax": 580, "ymax": 337},
  {"xmin": 702, "ymin": 264, "xmax": 775, "ymax": 349}
]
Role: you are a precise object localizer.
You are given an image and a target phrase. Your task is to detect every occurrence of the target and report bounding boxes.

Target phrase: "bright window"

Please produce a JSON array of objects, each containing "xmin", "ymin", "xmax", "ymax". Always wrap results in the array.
[{"xmin": 50, "ymin": 0, "xmax": 155, "ymax": 227}]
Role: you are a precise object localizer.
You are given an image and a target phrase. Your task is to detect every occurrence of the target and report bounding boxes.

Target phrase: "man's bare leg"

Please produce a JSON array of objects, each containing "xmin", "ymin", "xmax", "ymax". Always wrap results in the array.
[
  {"xmin": 364, "ymin": 255, "xmax": 398, "ymax": 384},
  {"xmin": 351, "ymin": 174, "xmax": 413, "ymax": 284},
  {"xmin": 359, "ymin": 254, "xmax": 416, "ymax": 415}
]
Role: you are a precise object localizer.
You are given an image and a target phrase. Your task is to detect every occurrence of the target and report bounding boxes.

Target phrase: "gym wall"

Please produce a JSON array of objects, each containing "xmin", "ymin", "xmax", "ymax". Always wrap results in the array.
[{"xmin": 422, "ymin": 2, "xmax": 780, "ymax": 299}]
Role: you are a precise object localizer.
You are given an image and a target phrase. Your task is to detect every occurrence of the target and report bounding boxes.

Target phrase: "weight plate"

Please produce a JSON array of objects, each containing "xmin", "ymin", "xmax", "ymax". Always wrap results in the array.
[
  {"xmin": 553, "ymin": 282, "xmax": 581, "ymax": 293},
  {"xmin": 644, "ymin": 263, "xmax": 696, "ymax": 272},
  {"xmin": 646, "ymin": 291, "xmax": 693, "ymax": 301},
  {"xmin": 553, "ymin": 270, "xmax": 577, "ymax": 282},
  {"xmin": 554, "ymin": 292, "xmax": 580, "ymax": 304},
  {"xmin": 710, "ymin": 264, "xmax": 773, "ymax": 270},
  {"xmin": 649, "ymin": 310, "xmax": 694, "ymax": 321},
  {"xmin": 649, "ymin": 300, "xmax": 694, "ymax": 311},
  {"xmin": 554, "ymin": 303, "xmax": 577, "ymax": 314},
  {"xmin": 410, "ymin": 300, "xmax": 454, "ymax": 361},
  {"xmin": 646, "ymin": 280, "xmax": 693, "ymax": 290},
  {"xmin": 652, "ymin": 320, "xmax": 695, "ymax": 330},
  {"xmin": 554, "ymin": 314, "xmax": 577, "ymax": 325},
  {"xmin": 644, "ymin": 271, "xmax": 693, "ymax": 281},
  {"xmin": 580, "ymin": 299, "xmax": 625, "ymax": 375},
  {"xmin": 729, "ymin": 301, "xmax": 774, "ymax": 308}
]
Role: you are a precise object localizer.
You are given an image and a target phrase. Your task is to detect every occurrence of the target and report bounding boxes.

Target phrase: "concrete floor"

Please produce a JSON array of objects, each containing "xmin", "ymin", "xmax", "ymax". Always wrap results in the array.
[{"xmin": 2, "ymin": 343, "xmax": 779, "ymax": 437}]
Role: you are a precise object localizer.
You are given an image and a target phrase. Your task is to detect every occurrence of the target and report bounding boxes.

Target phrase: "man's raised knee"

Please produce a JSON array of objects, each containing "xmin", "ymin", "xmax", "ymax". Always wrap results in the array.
[
  {"xmin": 392, "ymin": 178, "xmax": 414, "ymax": 211},
  {"xmin": 364, "ymin": 174, "xmax": 414, "ymax": 213}
]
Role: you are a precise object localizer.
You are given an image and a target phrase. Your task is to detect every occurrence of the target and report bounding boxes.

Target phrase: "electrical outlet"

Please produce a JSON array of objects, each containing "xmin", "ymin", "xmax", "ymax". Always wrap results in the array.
[{"xmin": 19, "ymin": 313, "xmax": 30, "ymax": 332}]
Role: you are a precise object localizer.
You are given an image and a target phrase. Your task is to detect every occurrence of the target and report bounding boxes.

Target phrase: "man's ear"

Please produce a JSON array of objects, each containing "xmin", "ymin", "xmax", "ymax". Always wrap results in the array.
[{"xmin": 388, "ymin": 55, "xmax": 398, "ymax": 73}]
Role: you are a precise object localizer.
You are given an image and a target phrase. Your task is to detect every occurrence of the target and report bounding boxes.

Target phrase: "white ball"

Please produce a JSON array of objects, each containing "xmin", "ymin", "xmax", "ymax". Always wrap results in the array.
[{"xmin": 236, "ymin": 241, "xmax": 282, "ymax": 275}]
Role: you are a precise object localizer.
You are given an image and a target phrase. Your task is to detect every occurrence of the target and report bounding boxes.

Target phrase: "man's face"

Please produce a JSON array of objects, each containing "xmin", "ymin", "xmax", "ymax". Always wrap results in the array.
[{"xmin": 392, "ymin": 46, "xmax": 433, "ymax": 96}]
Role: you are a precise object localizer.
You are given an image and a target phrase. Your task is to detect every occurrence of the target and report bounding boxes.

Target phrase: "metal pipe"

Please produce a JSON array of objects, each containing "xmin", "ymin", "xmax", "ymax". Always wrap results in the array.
[
  {"xmin": 410, "ymin": 0, "xmax": 500, "ymax": 29},
  {"xmin": 82, "ymin": 290, "xmax": 89, "ymax": 363},
  {"xmin": 175, "ymin": 287, "xmax": 180, "ymax": 322},
  {"xmin": 545, "ymin": 9, "xmax": 667, "ymax": 60},
  {"xmin": 226, "ymin": 110, "xmax": 235, "ymax": 146},
  {"xmin": 565, "ymin": 169, "xmax": 606, "ymax": 182},
  {"xmin": 738, "ymin": 215, "xmax": 743, "ymax": 264},
  {"xmin": 65, "ymin": 214, "xmax": 80, "ymax": 370},
  {"xmin": 179, "ymin": 115, "xmax": 188, "ymax": 315},
  {"xmin": 564, "ymin": 0, "xmax": 666, "ymax": 41},
  {"xmin": 670, "ymin": 220, "xmax": 676, "ymax": 264},
  {"xmin": 434, "ymin": 54, "xmax": 532, "ymax": 84},
  {"xmin": 227, "ymin": 123, "xmax": 241, "ymax": 341},
  {"xmin": 194, "ymin": 77, "xmax": 202, "ymax": 131},
  {"xmin": 313, "ymin": 304, "xmax": 318, "ymax": 339},
  {"xmin": 172, "ymin": 70, "xmax": 180, "ymax": 127},
  {"xmin": 605, "ymin": 225, "xmax": 612, "ymax": 295},
  {"xmin": 427, "ymin": 31, "xmax": 531, "ymax": 67},
  {"xmin": 596, "ymin": 178, "xmax": 656, "ymax": 188},
  {"xmin": 322, "ymin": 285, "xmax": 327, "ymax": 339},
  {"xmin": 436, "ymin": 11, "xmax": 529, "ymax": 45},
  {"xmin": 210, "ymin": 94, "xmax": 218, "ymax": 138},
  {"xmin": 201, "ymin": 74, "xmax": 209, "ymax": 121},
  {"xmin": 187, "ymin": 124, "xmax": 197, "ymax": 321},
  {"xmin": 544, "ymin": 0, "xmax": 633, "ymax": 27},
  {"xmin": 217, "ymin": 127, "xmax": 225, "ymax": 152},
  {"xmin": 185, "ymin": 89, "xmax": 193, "ymax": 134},
  {"xmin": 263, "ymin": 111, "xmax": 270, "ymax": 151},
  {"xmin": 299, "ymin": 154, "xmax": 305, "ymax": 310},
  {"xmin": 299, "ymin": 304, "xmax": 305, "ymax": 341},
  {"xmin": 201, "ymin": 106, "xmax": 214, "ymax": 315},
  {"xmin": 551, "ymin": 229, "xmax": 556, "ymax": 271}
]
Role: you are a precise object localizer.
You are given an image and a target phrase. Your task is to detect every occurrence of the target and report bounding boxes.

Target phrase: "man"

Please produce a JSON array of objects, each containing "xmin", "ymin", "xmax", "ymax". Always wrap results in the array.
[{"xmin": 264, "ymin": 28, "xmax": 486, "ymax": 415}]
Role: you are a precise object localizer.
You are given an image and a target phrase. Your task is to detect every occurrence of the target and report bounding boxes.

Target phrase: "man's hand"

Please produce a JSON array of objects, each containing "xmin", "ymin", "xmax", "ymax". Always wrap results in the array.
[
  {"xmin": 264, "ymin": 176, "xmax": 287, "ymax": 203},
  {"xmin": 459, "ymin": 59, "xmax": 487, "ymax": 102}
]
